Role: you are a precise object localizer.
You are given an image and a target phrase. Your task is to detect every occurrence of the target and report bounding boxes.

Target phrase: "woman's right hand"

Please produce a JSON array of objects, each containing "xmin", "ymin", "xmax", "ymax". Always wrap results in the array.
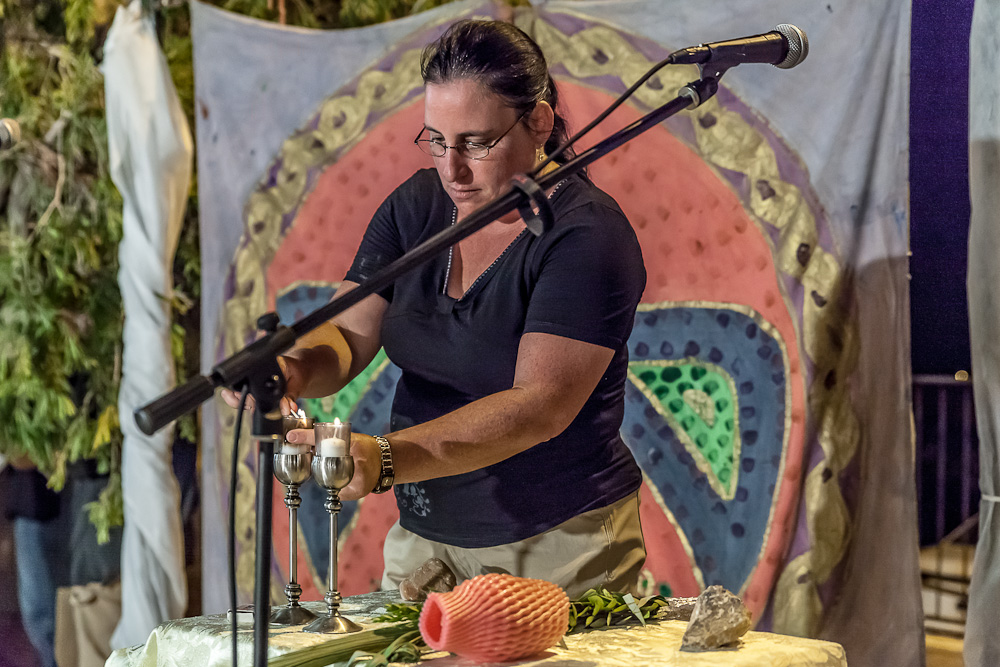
[
  {"xmin": 219, "ymin": 355, "xmax": 306, "ymax": 415},
  {"xmin": 218, "ymin": 313, "xmax": 370, "ymax": 413}
]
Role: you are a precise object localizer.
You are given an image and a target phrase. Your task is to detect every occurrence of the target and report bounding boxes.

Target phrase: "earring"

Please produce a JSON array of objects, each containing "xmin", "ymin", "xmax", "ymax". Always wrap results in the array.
[{"xmin": 536, "ymin": 146, "xmax": 546, "ymax": 163}]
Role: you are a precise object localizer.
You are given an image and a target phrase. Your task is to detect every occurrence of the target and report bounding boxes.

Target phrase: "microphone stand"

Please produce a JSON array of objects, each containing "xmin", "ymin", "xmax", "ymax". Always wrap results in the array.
[{"xmin": 135, "ymin": 70, "xmax": 725, "ymax": 667}]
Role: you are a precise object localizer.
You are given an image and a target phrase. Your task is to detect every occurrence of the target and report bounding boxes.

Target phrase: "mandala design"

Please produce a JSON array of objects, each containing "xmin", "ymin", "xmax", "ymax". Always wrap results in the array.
[{"xmin": 216, "ymin": 7, "xmax": 859, "ymax": 625}]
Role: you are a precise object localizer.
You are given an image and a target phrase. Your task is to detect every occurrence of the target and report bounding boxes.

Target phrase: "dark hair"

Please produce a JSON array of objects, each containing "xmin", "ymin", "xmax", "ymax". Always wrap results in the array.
[{"xmin": 420, "ymin": 20, "xmax": 575, "ymax": 162}]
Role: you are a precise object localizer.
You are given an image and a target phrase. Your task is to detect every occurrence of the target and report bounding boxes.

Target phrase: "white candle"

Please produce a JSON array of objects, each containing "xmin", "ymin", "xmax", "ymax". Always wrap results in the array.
[
  {"xmin": 319, "ymin": 435, "xmax": 348, "ymax": 458},
  {"xmin": 314, "ymin": 418, "xmax": 351, "ymax": 458},
  {"xmin": 282, "ymin": 413, "xmax": 313, "ymax": 455}
]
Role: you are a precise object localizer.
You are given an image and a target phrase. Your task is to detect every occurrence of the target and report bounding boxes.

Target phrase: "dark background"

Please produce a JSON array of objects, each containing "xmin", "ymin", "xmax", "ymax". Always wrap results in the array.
[
  {"xmin": 910, "ymin": 0, "xmax": 975, "ymax": 377},
  {"xmin": 910, "ymin": 0, "xmax": 979, "ymax": 545}
]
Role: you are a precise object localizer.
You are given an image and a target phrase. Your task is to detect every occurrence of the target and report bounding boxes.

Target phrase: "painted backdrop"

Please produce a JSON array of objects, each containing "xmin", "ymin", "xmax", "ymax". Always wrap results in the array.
[{"xmin": 192, "ymin": 2, "xmax": 919, "ymax": 665}]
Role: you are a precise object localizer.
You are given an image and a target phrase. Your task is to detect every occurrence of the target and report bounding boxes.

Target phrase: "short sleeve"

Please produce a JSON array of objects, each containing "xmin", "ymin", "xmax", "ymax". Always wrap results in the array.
[
  {"xmin": 523, "ymin": 201, "xmax": 645, "ymax": 349},
  {"xmin": 344, "ymin": 170, "xmax": 449, "ymax": 301}
]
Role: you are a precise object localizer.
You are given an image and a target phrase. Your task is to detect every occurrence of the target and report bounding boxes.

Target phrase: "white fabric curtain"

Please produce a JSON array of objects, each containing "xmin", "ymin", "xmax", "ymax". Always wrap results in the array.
[
  {"xmin": 965, "ymin": 1, "xmax": 1000, "ymax": 664},
  {"xmin": 103, "ymin": 0, "xmax": 193, "ymax": 648}
]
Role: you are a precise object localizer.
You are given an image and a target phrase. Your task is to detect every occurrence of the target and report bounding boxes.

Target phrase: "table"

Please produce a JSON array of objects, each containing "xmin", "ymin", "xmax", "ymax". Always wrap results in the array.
[{"xmin": 106, "ymin": 591, "xmax": 847, "ymax": 666}]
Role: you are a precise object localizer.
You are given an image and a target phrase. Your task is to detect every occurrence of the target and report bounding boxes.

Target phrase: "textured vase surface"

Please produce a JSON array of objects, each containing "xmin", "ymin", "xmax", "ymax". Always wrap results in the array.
[{"xmin": 419, "ymin": 573, "xmax": 570, "ymax": 662}]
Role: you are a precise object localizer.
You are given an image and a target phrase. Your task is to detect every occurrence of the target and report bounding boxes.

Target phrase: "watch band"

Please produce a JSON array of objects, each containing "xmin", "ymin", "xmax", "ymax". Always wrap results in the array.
[{"xmin": 371, "ymin": 435, "xmax": 395, "ymax": 494}]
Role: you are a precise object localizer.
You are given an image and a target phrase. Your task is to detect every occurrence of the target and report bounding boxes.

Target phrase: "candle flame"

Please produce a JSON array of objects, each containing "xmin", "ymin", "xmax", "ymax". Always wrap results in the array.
[{"xmin": 332, "ymin": 417, "xmax": 342, "ymax": 425}]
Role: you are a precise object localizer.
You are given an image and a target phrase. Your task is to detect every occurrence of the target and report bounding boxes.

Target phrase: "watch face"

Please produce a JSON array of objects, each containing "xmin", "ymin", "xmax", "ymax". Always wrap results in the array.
[{"xmin": 374, "ymin": 475, "xmax": 394, "ymax": 494}]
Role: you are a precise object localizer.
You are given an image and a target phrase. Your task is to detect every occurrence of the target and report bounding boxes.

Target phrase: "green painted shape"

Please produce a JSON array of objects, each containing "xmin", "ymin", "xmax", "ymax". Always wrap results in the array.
[
  {"xmin": 631, "ymin": 361, "xmax": 738, "ymax": 496},
  {"xmin": 301, "ymin": 348, "xmax": 390, "ymax": 422},
  {"xmin": 636, "ymin": 571, "xmax": 673, "ymax": 599}
]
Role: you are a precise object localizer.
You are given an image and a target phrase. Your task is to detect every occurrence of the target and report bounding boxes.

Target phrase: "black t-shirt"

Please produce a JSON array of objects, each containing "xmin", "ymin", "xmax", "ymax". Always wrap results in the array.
[{"xmin": 345, "ymin": 169, "xmax": 645, "ymax": 547}]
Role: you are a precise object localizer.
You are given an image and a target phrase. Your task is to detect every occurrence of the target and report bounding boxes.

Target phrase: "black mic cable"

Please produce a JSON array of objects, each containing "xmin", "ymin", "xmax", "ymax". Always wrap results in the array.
[{"xmin": 230, "ymin": 387, "xmax": 250, "ymax": 667}]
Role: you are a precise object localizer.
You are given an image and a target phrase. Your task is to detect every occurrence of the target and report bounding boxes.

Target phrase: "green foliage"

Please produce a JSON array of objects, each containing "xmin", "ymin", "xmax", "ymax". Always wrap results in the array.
[
  {"xmin": 372, "ymin": 590, "xmax": 671, "ymax": 644},
  {"xmin": 85, "ymin": 469, "xmax": 124, "ymax": 543},
  {"xmin": 338, "ymin": 0, "xmax": 411, "ymax": 27},
  {"xmin": 0, "ymin": 0, "xmax": 194, "ymax": 539},
  {"xmin": 209, "ymin": 0, "xmax": 460, "ymax": 30},
  {"xmin": 372, "ymin": 601, "xmax": 423, "ymax": 626},
  {"xmin": 1, "ymin": 6, "xmax": 124, "ymax": 497},
  {"xmin": 344, "ymin": 630, "xmax": 424, "ymax": 666},
  {"xmin": 567, "ymin": 588, "xmax": 669, "ymax": 633},
  {"xmin": 1, "ymin": 0, "xmax": 499, "ymax": 539},
  {"xmin": 65, "ymin": 0, "xmax": 96, "ymax": 46},
  {"xmin": 347, "ymin": 605, "xmax": 426, "ymax": 665},
  {"xmin": 267, "ymin": 624, "xmax": 416, "ymax": 667}
]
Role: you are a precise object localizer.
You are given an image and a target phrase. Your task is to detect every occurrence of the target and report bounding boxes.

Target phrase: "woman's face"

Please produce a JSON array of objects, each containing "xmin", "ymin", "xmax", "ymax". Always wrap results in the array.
[{"xmin": 423, "ymin": 79, "xmax": 549, "ymax": 221}]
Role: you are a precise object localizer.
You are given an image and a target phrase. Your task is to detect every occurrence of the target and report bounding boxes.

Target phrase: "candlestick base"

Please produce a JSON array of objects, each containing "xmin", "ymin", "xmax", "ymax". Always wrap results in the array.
[
  {"xmin": 303, "ymin": 612, "xmax": 363, "ymax": 634},
  {"xmin": 270, "ymin": 604, "xmax": 318, "ymax": 626}
]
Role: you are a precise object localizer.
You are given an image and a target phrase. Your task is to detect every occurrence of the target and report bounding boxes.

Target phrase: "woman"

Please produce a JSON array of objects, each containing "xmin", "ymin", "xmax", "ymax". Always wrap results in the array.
[{"xmin": 229, "ymin": 20, "xmax": 647, "ymax": 597}]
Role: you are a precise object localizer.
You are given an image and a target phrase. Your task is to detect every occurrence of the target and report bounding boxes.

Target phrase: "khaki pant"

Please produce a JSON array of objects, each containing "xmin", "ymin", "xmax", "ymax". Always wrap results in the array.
[{"xmin": 382, "ymin": 492, "xmax": 646, "ymax": 599}]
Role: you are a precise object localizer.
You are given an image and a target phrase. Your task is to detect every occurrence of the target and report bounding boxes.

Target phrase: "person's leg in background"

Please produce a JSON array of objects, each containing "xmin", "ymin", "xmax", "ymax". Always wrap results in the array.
[{"xmin": 13, "ymin": 514, "xmax": 60, "ymax": 667}]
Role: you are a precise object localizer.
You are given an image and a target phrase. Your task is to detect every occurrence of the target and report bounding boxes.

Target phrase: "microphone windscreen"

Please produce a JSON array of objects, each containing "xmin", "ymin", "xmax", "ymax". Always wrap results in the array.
[{"xmin": 774, "ymin": 24, "xmax": 809, "ymax": 69}]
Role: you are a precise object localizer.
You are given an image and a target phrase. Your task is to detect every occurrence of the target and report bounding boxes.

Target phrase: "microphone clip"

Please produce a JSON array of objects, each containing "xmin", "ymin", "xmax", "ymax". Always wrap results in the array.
[{"xmin": 510, "ymin": 173, "xmax": 555, "ymax": 236}]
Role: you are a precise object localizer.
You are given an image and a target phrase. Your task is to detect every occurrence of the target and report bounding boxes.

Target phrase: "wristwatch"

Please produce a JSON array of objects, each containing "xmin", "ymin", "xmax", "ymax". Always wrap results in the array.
[{"xmin": 371, "ymin": 435, "xmax": 395, "ymax": 494}]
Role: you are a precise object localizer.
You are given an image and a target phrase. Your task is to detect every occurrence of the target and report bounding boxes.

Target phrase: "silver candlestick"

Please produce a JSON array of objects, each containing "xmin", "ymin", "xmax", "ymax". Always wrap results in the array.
[
  {"xmin": 304, "ymin": 420, "xmax": 362, "ymax": 634},
  {"xmin": 270, "ymin": 413, "xmax": 317, "ymax": 626}
]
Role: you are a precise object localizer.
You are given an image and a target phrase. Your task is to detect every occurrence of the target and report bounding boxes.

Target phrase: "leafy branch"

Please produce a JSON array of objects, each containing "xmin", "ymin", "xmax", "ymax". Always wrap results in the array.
[
  {"xmin": 567, "ymin": 587, "xmax": 669, "ymax": 633},
  {"xmin": 372, "ymin": 589, "xmax": 673, "ymax": 638}
]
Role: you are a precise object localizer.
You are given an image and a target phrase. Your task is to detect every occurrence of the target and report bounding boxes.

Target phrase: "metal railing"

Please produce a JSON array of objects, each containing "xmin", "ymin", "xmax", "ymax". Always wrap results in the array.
[{"xmin": 913, "ymin": 373, "xmax": 979, "ymax": 636}]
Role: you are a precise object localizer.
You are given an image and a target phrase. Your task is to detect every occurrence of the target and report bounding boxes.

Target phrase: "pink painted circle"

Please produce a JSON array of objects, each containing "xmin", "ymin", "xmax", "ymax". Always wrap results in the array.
[{"xmin": 266, "ymin": 83, "xmax": 806, "ymax": 611}]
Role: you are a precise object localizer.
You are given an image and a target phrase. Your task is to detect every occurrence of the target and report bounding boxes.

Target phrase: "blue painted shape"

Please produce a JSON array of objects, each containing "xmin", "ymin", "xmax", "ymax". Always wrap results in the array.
[
  {"xmin": 625, "ymin": 305, "xmax": 788, "ymax": 590},
  {"xmin": 275, "ymin": 283, "xmax": 338, "ymax": 324},
  {"xmin": 349, "ymin": 363, "xmax": 400, "ymax": 437}
]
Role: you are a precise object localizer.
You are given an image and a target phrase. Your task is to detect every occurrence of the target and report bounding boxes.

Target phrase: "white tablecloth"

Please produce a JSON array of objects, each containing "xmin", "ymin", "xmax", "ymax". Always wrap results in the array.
[{"xmin": 107, "ymin": 591, "xmax": 848, "ymax": 666}]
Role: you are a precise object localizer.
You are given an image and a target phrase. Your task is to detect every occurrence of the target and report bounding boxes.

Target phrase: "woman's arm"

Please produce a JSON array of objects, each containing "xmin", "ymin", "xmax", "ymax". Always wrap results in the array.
[
  {"xmin": 281, "ymin": 281, "xmax": 388, "ymax": 398},
  {"xmin": 220, "ymin": 280, "xmax": 387, "ymax": 410},
  {"xmin": 330, "ymin": 331, "xmax": 615, "ymax": 500}
]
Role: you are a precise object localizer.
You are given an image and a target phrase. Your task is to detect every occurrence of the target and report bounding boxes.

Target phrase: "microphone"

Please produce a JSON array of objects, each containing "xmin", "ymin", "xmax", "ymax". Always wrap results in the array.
[
  {"xmin": 1, "ymin": 119, "xmax": 21, "ymax": 150},
  {"xmin": 670, "ymin": 24, "xmax": 809, "ymax": 70}
]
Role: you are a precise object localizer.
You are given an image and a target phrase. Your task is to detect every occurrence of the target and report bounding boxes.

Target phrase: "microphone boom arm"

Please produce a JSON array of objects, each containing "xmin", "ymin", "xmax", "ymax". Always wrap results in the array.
[{"xmin": 135, "ymin": 74, "xmax": 722, "ymax": 434}]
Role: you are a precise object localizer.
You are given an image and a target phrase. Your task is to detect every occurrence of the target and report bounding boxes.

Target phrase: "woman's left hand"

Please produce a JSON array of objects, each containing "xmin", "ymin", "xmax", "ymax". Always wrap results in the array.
[{"xmin": 341, "ymin": 433, "xmax": 382, "ymax": 501}]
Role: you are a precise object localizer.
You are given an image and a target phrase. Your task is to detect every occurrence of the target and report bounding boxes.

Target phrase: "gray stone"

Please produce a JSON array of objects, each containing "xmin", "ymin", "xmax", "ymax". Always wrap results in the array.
[
  {"xmin": 398, "ymin": 557, "xmax": 457, "ymax": 601},
  {"xmin": 680, "ymin": 585, "xmax": 752, "ymax": 651},
  {"xmin": 658, "ymin": 596, "xmax": 698, "ymax": 621}
]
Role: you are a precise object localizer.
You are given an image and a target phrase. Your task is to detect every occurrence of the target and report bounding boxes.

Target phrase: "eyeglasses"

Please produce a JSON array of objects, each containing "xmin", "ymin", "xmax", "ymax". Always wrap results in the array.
[{"xmin": 414, "ymin": 110, "xmax": 529, "ymax": 160}]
